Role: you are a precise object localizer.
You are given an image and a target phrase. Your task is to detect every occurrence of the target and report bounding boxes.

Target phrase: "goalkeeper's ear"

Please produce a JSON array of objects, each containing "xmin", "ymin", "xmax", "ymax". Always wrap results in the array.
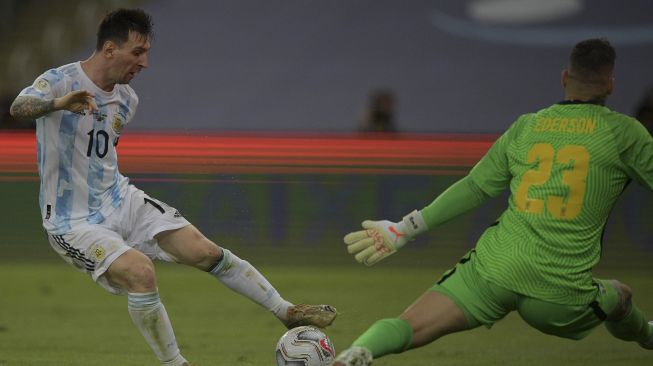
[{"xmin": 401, "ymin": 210, "xmax": 428, "ymax": 237}]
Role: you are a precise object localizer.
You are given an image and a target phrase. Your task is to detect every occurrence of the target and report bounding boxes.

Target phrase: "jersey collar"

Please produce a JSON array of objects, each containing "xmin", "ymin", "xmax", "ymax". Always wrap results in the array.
[{"xmin": 558, "ymin": 99, "xmax": 605, "ymax": 106}]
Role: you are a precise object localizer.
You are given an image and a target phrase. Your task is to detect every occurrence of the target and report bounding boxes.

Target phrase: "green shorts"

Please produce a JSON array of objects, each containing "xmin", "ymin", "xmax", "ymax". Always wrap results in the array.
[{"xmin": 431, "ymin": 250, "xmax": 620, "ymax": 340}]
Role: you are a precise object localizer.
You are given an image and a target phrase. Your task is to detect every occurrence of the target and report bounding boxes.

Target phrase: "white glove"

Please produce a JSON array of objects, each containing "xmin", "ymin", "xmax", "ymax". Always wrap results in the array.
[{"xmin": 343, "ymin": 210, "xmax": 427, "ymax": 266}]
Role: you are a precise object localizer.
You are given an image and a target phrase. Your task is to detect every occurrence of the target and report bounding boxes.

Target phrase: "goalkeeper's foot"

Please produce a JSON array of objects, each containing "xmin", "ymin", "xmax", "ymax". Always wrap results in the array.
[
  {"xmin": 330, "ymin": 346, "xmax": 373, "ymax": 366},
  {"xmin": 285, "ymin": 304, "xmax": 337, "ymax": 329},
  {"xmin": 638, "ymin": 321, "xmax": 653, "ymax": 350}
]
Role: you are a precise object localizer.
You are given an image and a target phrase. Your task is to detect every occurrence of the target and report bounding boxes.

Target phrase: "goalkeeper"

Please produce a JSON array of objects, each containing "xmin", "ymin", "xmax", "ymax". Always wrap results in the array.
[{"xmin": 332, "ymin": 38, "xmax": 653, "ymax": 366}]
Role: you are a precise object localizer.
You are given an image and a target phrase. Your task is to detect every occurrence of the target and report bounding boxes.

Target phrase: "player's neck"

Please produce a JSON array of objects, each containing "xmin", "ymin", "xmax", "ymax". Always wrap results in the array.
[
  {"xmin": 564, "ymin": 90, "xmax": 607, "ymax": 105},
  {"xmin": 80, "ymin": 54, "xmax": 116, "ymax": 92}
]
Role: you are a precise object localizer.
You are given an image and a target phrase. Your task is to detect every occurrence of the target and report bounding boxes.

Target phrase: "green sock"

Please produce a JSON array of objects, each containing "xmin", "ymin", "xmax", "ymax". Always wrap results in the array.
[
  {"xmin": 605, "ymin": 303, "xmax": 652, "ymax": 343},
  {"xmin": 351, "ymin": 318, "xmax": 413, "ymax": 358}
]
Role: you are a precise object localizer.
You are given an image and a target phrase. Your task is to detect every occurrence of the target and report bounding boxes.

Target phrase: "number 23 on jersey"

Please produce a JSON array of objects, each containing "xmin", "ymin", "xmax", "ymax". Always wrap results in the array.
[{"xmin": 515, "ymin": 143, "xmax": 590, "ymax": 220}]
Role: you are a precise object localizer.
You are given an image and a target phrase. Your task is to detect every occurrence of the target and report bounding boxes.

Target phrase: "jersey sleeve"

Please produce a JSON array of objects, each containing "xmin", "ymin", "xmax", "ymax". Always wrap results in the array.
[
  {"xmin": 18, "ymin": 68, "xmax": 68, "ymax": 100},
  {"xmin": 468, "ymin": 116, "xmax": 527, "ymax": 197},
  {"xmin": 614, "ymin": 117, "xmax": 653, "ymax": 190},
  {"xmin": 420, "ymin": 175, "xmax": 490, "ymax": 228}
]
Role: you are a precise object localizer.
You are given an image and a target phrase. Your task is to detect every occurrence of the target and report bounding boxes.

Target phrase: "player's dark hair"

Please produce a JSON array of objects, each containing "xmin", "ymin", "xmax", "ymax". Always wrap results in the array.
[
  {"xmin": 569, "ymin": 38, "xmax": 615, "ymax": 83},
  {"xmin": 96, "ymin": 8, "xmax": 153, "ymax": 51}
]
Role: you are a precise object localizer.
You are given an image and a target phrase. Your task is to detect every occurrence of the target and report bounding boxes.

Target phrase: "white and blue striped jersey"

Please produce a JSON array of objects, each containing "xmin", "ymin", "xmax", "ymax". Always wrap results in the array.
[{"xmin": 19, "ymin": 62, "xmax": 138, "ymax": 234}]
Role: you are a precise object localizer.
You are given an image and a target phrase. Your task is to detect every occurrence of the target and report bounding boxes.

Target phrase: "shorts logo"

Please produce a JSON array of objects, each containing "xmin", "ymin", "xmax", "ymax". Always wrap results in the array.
[
  {"xmin": 91, "ymin": 246, "xmax": 106, "ymax": 262},
  {"xmin": 35, "ymin": 78, "xmax": 51, "ymax": 94}
]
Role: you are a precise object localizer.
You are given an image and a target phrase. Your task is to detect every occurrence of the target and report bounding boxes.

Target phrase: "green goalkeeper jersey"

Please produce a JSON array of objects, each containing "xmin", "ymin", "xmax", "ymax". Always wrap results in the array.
[{"xmin": 468, "ymin": 101, "xmax": 653, "ymax": 305}]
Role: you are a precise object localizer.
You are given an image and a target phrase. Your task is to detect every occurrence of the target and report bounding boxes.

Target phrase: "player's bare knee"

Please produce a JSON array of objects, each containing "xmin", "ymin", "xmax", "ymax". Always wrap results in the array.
[
  {"xmin": 607, "ymin": 280, "xmax": 633, "ymax": 321},
  {"xmin": 185, "ymin": 240, "xmax": 221, "ymax": 270},
  {"xmin": 196, "ymin": 242, "xmax": 221, "ymax": 270},
  {"xmin": 206, "ymin": 242, "xmax": 221, "ymax": 261},
  {"xmin": 124, "ymin": 260, "xmax": 157, "ymax": 292}
]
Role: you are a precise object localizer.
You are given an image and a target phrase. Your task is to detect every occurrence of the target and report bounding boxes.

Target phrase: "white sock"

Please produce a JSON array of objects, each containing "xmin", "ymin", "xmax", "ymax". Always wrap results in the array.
[
  {"xmin": 208, "ymin": 248, "xmax": 293, "ymax": 321},
  {"xmin": 127, "ymin": 292, "xmax": 186, "ymax": 364}
]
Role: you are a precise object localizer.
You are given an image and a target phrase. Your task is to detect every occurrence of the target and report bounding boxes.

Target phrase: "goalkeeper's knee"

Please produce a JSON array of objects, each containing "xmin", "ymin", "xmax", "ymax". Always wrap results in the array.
[{"xmin": 605, "ymin": 280, "xmax": 632, "ymax": 321}]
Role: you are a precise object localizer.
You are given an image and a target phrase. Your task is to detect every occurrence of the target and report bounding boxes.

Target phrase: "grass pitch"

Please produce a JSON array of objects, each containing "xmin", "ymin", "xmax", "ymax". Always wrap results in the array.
[
  {"xmin": 0, "ymin": 256, "xmax": 651, "ymax": 366},
  {"xmin": 1, "ymin": 178, "xmax": 652, "ymax": 365}
]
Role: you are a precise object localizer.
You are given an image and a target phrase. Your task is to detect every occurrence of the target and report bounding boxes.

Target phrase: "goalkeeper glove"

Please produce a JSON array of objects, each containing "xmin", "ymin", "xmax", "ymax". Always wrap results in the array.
[{"xmin": 343, "ymin": 210, "xmax": 428, "ymax": 266}]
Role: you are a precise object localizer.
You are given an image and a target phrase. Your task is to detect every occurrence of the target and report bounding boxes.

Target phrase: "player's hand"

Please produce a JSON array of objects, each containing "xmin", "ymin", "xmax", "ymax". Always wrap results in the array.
[
  {"xmin": 54, "ymin": 90, "xmax": 98, "ymax": 115},
  {"xmin": 344, "ymin": 220, "xmax": 411, "ymax": 266}
]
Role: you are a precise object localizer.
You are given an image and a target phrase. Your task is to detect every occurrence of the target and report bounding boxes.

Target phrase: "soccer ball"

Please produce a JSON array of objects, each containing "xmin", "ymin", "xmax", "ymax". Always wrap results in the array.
[{"xmin": 275, "ymin": 326, "xmax": 335, "ymax": 366}]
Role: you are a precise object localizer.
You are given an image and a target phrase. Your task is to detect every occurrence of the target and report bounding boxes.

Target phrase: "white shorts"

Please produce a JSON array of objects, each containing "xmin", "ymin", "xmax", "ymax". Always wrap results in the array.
[{"xmin": 46, "ymin": 185, "xmax": 190, "ymax": 295}]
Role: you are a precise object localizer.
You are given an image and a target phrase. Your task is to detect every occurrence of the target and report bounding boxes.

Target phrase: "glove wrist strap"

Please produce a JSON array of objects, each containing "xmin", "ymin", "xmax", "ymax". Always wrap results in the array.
[{"xmin": 401, "ymin": 210, "xmax": 428, "ymax": 238}]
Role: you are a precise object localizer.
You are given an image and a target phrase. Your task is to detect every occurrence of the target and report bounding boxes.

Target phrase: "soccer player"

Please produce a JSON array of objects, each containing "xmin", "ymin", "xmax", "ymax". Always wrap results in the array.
[
  {"xmin": 332, "ymin": 38, "xmax": 653, "ymax": 365},
  {"xmin": 9, "ymin": 8, "xmax": 336, "ymax": 366}
]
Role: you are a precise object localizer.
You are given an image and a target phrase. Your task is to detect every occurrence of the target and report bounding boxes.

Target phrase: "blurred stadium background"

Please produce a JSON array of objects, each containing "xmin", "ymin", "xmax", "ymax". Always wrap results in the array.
[{"xmin": 1, "ymin": 1, "xmax": 653, "ymax": 365}]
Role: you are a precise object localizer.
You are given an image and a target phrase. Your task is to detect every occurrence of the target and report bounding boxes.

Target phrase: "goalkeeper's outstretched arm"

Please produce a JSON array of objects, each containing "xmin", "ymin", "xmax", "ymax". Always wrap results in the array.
[
  {"xmin": 420, "ymin": 174, "xmax": 491, "ymax": 228},
  {"xmin": 344, "ymin": 175, "xmax": 491, "ymax": 265}
]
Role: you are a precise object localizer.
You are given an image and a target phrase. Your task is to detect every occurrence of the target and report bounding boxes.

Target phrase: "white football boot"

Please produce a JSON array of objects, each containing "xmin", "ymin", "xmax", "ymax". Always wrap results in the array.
[
  {"xmin": 330, "ymin": 346, "xmax": 373, "ymax": 366},
  {"xmin": 285, "ymin": 304, "xmax": 338, "ymax": 329}
]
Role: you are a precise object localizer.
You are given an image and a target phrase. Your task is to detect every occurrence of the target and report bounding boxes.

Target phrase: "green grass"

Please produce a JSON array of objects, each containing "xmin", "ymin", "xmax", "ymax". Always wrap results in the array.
[
  {"xmin": 1, "ymin": 178, "xmax": 652, "ymax": 365},
  {"xmin": 0, "ymin": 258, "xmax": 651, "ymax": 366}
]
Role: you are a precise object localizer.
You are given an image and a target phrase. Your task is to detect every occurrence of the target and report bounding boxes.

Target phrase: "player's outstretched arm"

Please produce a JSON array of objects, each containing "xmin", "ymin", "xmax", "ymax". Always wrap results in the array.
[
  {"xmin": 344, "ymin": 176, "xmax": 492, "ymax": 266},
  {"xmin": 10, "ymin": 90, "xmax": 98, "ymax": 120}
]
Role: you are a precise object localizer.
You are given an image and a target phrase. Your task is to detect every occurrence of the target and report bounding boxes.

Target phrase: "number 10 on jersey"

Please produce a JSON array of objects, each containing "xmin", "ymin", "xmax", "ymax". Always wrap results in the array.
[{"xmin": 86, "ymin": 129, "xmax": 111, "ymax": 158}]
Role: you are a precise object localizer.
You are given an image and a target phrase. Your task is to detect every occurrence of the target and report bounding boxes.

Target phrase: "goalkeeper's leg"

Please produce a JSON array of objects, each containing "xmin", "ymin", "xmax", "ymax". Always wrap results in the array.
[
  {"xmin": 601, "ymin": 280, "xmax": 653, "ymax": 349},
  {"xmin": 157, "ymin": 225, "xmax": 336, "ymax": 328},
  {"xmin": 332, "ymin": 291, "xmax": 469, "ymax": 366}
]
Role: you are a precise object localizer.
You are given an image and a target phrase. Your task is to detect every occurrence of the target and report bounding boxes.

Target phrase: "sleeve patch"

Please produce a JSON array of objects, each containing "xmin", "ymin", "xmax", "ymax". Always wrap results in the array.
[{"xmin": 35, "ymin": 78, "xmax": 52, "ymax": 94}]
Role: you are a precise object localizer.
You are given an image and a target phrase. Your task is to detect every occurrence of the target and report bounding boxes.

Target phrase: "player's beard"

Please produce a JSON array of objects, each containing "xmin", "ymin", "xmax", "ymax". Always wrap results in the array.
[{"xmin": 120, "ymin": 71, "xmax": 137, "ymax": 85}]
